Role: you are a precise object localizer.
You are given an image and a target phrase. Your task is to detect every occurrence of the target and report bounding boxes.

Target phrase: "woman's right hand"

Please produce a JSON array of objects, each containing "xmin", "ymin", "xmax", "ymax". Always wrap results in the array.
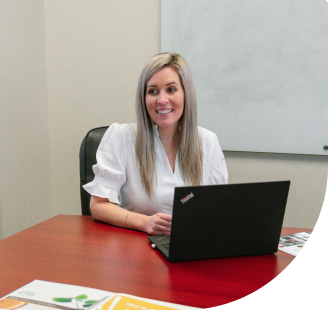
[{"xmin": 145, "ymin": 213, "xmax": 172, "ymax": 235}]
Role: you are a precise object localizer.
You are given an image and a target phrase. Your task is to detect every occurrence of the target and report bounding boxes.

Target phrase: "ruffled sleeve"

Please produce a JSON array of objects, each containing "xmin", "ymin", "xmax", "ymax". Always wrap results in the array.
[{"xmin": 82, "ymin": 123, "xmax": 130, "ymax": 205}]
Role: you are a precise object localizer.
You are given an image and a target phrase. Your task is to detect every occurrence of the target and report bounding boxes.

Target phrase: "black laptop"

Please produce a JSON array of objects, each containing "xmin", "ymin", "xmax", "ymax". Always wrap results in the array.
[{"xmin": 148, "ymin": 181, "xmax": 290, "ymax": 262}]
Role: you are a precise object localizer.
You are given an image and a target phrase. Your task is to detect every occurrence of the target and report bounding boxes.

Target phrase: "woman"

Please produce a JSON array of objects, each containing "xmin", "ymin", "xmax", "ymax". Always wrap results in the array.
[{"xmin": 83, "ymin": 53, "xmax": 228, "ymax": 235}]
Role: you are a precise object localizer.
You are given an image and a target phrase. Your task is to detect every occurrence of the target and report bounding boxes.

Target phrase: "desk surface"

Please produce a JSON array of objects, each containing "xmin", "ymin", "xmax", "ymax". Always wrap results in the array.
[{"xmin": 0, "ymin": 215, "xmax": 307, "ymax": 308}]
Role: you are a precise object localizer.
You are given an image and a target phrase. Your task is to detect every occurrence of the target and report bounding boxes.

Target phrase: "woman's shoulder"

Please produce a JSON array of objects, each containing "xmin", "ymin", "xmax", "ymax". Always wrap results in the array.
[
  {"xmin": 98, "ymin": 123, "xmax": 136, "ymax": 151},
  {"xmin": 197, "ymin": 126, "xmax": 218, "ymax": 141},
  {"xmin": 197, "ymin": 126, "xmax": 224, "ymax": 153},
  {"xmin": 103, "ymin": 123, "xmax": 136, "ymax": 141}
]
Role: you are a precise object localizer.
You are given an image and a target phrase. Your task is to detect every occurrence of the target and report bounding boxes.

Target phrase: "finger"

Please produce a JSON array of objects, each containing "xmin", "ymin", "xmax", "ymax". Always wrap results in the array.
[
  {"xmin": 156, "ymin": 223, "xmax": 171, "ymax": 233},
  {"xmin": 157, "ymin": 213, "xmax": 172, "ymax": 221},
  {"xmin": 151, "ymin": 219, "xmax": 171, "ymax": 232},
  {"xmin": 155, "ymin": 218, "xmax": 171, "ymax": 228},
  {"xmin": 153, "ymin": 227, "xmax": 171, "ymax": 236},
  {"xmin": 147, "ymin": 214, "xmax": 172, "ymax": 235},
  {"xmin": 155, "ymin": 214, "xmax": 172, "ymax": 226}
]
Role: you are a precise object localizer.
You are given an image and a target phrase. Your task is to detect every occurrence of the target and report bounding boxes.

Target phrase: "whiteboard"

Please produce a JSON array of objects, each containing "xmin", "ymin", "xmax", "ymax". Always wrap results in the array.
[{"xmin": 161, "ymin": 0, "xmax": 328, "ymax": 155}]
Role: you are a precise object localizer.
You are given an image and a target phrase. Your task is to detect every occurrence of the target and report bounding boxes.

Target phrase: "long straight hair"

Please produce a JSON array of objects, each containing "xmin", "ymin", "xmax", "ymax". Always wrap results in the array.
[{"xmin": 135, "ymin": 53, "xmax": 203, "ymax": 198}]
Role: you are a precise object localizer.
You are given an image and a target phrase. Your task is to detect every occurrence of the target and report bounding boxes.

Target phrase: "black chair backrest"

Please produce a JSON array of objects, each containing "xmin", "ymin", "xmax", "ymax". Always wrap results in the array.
[{"xmin": 79, "ymin": 126, "xmax": 109, "ymax": 215}]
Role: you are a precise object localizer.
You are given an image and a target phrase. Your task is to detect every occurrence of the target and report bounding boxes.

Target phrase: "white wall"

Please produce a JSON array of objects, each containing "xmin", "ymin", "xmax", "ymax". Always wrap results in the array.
[
  {"xmin": 162, "ymin": 0, "xmax": 328, "ymax": 156},
  {"xmin": 0, "ymin": 0, "xmax": 326, "ymax": 238}
]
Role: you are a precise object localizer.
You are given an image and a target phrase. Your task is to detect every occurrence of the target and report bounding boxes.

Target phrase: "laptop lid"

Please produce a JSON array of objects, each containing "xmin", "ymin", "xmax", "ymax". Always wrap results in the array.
[{"xmin": 149, "ymin": 181, "xmax": 290, "ymax": 262}]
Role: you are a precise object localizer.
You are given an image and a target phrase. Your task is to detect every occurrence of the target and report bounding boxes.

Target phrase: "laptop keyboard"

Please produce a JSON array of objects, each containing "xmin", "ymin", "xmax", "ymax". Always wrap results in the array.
[{"xmin": 162, "ymin": 242, "xmax": 170, "ymax": 250}]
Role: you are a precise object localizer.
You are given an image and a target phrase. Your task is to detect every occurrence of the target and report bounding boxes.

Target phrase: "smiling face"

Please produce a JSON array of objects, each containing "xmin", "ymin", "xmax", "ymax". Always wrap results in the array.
[{"xmin": 145, "ymin": 66, "xmax": 185, "ymax": 132}]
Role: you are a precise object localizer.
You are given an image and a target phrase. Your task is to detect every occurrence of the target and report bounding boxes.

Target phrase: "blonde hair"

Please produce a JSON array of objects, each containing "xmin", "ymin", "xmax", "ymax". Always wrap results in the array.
[{"xmin": 135, "ymin": 53, "xmax": 203, "ymax": 198}]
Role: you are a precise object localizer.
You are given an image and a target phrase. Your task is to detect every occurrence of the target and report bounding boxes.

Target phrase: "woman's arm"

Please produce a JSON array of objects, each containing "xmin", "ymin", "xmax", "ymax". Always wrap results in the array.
[{"xmin": 90, "ymin": 195, "xmax": 172, "ymax": 235}]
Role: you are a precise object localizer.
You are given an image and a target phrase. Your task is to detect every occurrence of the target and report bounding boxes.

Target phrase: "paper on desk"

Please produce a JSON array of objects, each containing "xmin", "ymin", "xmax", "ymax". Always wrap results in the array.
[
  {"xmin": 0, "ymin": 280, "xmax": 197, "ymax": 310},
  {"xmin": 278, "ymin": 231, "xmax": 311, "ymax": 256}
]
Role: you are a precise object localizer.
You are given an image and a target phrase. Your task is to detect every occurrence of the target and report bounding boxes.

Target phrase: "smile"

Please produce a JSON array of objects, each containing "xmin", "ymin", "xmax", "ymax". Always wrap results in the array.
[{"xmin": 157, "ymin": 109, "xmax": 173, "ymax": 115}]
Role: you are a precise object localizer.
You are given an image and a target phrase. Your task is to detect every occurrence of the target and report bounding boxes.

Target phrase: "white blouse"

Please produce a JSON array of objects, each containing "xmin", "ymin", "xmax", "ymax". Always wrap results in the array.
[{"xmin": 83, "ymin": 123, "xmax": 228, "ymax": 215}]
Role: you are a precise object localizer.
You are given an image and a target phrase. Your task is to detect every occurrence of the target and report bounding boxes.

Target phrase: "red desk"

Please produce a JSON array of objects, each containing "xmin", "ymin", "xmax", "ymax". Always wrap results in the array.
[{"xmin": 0, "ymin": 215, "xmax": 307, "ymax": 308}]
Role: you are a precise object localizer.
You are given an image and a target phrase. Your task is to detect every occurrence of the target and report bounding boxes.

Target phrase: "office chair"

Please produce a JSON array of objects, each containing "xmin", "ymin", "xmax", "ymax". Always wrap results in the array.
[{"xmin": 79, "ymin": 126, "xmax": 109, "ymax": 215}]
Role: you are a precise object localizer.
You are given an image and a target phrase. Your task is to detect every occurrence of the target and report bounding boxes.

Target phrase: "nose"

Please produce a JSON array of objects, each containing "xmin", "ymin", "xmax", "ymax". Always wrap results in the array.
[{"xmin": 157, "ymin": 93, "xmax": 169, "ymax": 104}]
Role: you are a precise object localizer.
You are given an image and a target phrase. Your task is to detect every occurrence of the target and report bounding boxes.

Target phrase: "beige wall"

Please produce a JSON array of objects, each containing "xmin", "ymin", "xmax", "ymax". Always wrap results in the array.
[
  {"xmin": 0, "ymin": 0, "xmax": 326, "ymax": 238},
  {"xmin": 44, "ymin": 0, "xmax": 161, "ymax": 216},
  {"xmin": 0, "ymin": 0, "xmax": 53, "ymax": 238},
  {"xmin": 225, "ymin": 152, "xmax": 327, "ymax": 228}
]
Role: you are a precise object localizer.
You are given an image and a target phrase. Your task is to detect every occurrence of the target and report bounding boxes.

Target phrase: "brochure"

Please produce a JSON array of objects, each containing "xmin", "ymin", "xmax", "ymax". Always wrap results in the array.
[
  {"xmin": 0, "ymin": 280, "xmax": 197, "ymax": 310},
  {"xmin": 278, "ymin": 231, "xmax": 311, "ymax": 256}
]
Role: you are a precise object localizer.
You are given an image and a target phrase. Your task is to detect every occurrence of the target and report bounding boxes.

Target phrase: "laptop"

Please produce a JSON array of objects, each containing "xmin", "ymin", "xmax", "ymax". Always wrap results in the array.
[{"xmin": 148, "ymin": 181, "xmax": 290, "ymax": 262}]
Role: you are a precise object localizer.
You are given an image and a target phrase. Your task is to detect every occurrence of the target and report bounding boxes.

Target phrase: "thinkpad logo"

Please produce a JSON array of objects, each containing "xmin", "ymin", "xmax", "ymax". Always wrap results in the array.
[{"xmin": 180, "ymin": 192, "xmax": 194, "ymax": 204}]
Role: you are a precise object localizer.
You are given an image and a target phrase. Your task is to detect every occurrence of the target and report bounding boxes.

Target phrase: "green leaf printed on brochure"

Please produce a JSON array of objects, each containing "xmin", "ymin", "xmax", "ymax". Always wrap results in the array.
[{"xmin": 53, "ymin": 294, "xmax": 98, "ymax": 309}]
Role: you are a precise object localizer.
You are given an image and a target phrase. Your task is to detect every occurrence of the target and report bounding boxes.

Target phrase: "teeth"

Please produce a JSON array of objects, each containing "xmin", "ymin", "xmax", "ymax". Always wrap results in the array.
[{"xmin": 157, "ymin": 109, "xmax": 173, "ymax": 115}]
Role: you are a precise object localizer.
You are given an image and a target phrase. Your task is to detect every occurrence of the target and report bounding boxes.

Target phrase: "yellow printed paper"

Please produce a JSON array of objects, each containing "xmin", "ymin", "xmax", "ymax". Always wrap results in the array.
[
  {"xmin": 100, "ymin": 295, "xmax": 179, "ymax": 310},
  {"xmin": 0, "ymin": 298, "xmax": 27, "ymax": 309}
]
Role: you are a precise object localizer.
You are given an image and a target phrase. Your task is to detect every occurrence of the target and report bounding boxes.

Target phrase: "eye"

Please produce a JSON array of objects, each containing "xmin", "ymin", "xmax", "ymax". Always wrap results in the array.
[
  {"xmin": 168, "ymin": 87, "xmax": 177, "ymax": 93},
  {"xmin": 148, "ymin": 89, "xmax": 158, "ymax": 95}
]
